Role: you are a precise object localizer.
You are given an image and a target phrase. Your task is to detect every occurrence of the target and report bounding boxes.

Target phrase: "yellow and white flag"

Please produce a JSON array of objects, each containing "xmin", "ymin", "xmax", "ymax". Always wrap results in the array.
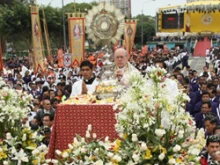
[
  {"xmin": 68, "ymin": 15, "xmax": 85, "ymax": 67},
  {"xmin": 31, "ymin": 6, "xmax": 45, "ymax": 73},
  {"xmin": 124, "ymin": 20, "xmax": 137, "ymax": 59}
]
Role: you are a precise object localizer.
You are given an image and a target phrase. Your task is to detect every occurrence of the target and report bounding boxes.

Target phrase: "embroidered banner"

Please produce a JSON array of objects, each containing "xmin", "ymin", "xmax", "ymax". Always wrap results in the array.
[
  {"xmin": 64, "ymin": 53, "xmax": 72, "ymax": 68},
  {"xmin": 124, "ymin": 20, "xmax": 137, "ymax": 59},
  {"xmin": 68, "ymin": 13, "xmax": 85, "ymax": 67},
  {"xmin": 31, "ymin": 6, "xmax": 45, "ymax": 73}
]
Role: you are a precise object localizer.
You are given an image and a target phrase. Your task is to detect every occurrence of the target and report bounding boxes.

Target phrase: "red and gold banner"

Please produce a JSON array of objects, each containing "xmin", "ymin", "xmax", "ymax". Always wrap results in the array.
[
  {"xmin": 31, "ymin": 6, "xmax": 45, "ymax": 73},
  {"xmin": 68, "ymin": 13, "xmax": 85, "ymax": 67},
  {"xmin": 124, "ymin": 20, "xmax": 137, "ymax": 59}
]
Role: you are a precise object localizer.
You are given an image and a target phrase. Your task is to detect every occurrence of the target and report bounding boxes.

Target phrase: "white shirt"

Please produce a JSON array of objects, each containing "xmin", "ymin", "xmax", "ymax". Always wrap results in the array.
[
  {"xmin": 206, "ymin": 49, "xmax": 210, "ymax": 55},
  {"xmin": 28, "ymin": 112, "xmax": 36, "ymax": 121},
  {"xmin": 20, "ymin": 65, "xmax": 28, "ymax": 77},
  {"xmin": 173, "ymin": 56, "xmax": 178, "ymax": 63},
  {"xmin": 206, "ymin": 56, "xmax": 210, "ymax": 63},
  {"xmin": 70, "ymin": 78, "xmax": 99, "ymax": 96},
  {"xmin": 199, "ymin": 71, "xmax": 211, "ymax": 79}
]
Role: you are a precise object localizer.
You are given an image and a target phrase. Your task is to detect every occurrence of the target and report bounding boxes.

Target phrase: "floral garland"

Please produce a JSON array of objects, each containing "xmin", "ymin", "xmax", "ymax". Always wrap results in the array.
[{"xmin": 55, "ymin": 67, "xmax": 206, "ymax": 165}]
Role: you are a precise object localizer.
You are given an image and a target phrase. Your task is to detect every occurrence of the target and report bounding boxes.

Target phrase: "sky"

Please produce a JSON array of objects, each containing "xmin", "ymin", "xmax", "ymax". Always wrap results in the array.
[{"xmin": 37, "ymin": 0, "xmax": 186, "ymax": 16}]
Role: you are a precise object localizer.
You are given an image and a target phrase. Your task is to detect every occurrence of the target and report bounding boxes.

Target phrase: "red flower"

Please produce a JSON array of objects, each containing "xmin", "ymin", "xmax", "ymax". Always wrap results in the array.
[
  {"xmin": 189, "ymin": 120, "xmax": 193, "ymax": 125},
  {"xmin": 157, "ymin": 72, "xmax": 162, "ymax": 76},
  {"xmin": 161, "ymin": 84, "xmax": 166, "ymax": 88},
  {"xmin": 109, "ymin": 145, "xmax": 115, "ymax": 151}
]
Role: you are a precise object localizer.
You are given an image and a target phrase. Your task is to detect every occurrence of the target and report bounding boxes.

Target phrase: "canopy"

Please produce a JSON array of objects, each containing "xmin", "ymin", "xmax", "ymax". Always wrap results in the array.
[{"xmin": 159, "ymin": 0, "xmax": 220, "ymax": 12}]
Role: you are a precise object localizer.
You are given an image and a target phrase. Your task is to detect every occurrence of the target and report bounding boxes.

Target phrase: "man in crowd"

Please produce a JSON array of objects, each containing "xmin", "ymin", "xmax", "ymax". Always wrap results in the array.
[
  {"xmin": 200, "ymin": 135, "xmax": 220, "ymax": 165},
  {"xmin": 36, "ymin": 99, "xmax": 55, "ymax": 126},
  {"xmin": 205, "ymin": 114, "xmax": 218, "ymax": 137}
]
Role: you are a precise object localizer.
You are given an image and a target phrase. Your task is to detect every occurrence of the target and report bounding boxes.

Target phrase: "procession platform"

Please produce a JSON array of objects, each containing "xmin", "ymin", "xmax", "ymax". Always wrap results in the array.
[{"xmin": 48, "ymin": 103, "xmax": 118, "ymax": 159}]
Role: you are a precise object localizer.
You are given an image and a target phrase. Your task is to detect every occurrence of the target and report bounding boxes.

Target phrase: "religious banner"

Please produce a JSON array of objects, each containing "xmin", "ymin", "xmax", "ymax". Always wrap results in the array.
[
  {"xmin": 31, "ymin": 6, "xmax": 45, "ymax": 73},
  {"xmin": 68, "ymin": 13, "xmax": 85, "ymax": 67},
  {"xmin": 124, "ymin": 20, "xmax": 137, "ymax": 59},
  {"xmin": 58, "ymin": 48, "xmax": 64, "ymax": 68},
  {"xmin": 64, "ymin": 53, "xmax": 72, "ymax": 68}
]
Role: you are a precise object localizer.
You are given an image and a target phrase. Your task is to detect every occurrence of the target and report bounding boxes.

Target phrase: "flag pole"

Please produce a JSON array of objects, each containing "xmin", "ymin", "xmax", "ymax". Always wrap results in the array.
[
  {"xmin": 42, "ymin": 8, "xmax": 52, "ymax": 62},
  {"xmin": 62, "ymin": 0, "xmax": 67, "ymax": 52}
]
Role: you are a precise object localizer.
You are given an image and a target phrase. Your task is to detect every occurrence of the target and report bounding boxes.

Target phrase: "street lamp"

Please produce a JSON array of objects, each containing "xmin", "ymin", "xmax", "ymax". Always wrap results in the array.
[{"xmin": 141, "ymin": 0, "xmax": 155, "ymax": 45}]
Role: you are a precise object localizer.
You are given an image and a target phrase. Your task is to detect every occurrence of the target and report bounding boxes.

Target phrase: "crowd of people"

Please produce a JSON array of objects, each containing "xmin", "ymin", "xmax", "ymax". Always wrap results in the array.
[
  {"xmin": 152, "ymin": 35, "xmax": 220, "ymax": 42},
  {"xmin": 2, "ymin": 45, "xmax": 220, "ymax": 164}
]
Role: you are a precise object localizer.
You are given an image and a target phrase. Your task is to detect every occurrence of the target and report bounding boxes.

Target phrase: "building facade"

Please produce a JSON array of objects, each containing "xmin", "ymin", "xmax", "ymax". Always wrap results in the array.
[{"xmin": 110, "ymin": 0, "xmax": 131, "ymax": 18}]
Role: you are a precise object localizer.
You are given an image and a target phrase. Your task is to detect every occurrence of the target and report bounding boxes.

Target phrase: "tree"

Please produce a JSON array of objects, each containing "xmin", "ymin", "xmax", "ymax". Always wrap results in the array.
[
  {"xmin": 40, "ymin": 5, "xmax": 63, "ymax": 49},
  {"xmin": 0, "ymin": 1, "xmax": 98, "ymax": 53},
  {"xmin": 134, "ymin": 14, "xmax": 156, "ymax": 45},
  {"xmin": 64, "ymin": 2, "xmax": 98, "ymax": 13},
  {"xmin": 0, "ymin": 0, "xmax": 32, "ymax": 52}
]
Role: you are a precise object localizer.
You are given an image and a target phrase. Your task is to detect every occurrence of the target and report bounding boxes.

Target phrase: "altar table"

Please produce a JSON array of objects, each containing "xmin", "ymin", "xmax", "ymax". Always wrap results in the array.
[{"xmin": 48, "ymin": 104, "xmax": 118, "ymax": 159}]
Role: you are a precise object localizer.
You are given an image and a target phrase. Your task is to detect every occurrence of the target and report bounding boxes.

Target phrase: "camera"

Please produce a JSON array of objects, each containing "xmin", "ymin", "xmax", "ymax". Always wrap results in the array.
[{"xmin": 39, "ymin": 126, "xmax": 51, "ymax": 135}]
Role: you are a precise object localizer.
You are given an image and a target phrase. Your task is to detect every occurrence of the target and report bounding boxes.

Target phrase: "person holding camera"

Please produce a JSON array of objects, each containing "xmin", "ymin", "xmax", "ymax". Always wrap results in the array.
[{"xmin": 39, "ymin": 114, "xmax": 54, "ymax": 146}]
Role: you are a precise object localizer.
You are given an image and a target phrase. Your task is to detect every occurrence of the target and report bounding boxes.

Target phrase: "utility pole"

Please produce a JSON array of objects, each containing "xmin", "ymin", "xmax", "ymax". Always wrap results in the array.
[
  {"xmin": 141, "ymin": 0, "xmax": 155, "ymax": 45},
  {"xmin": 62, "ymin": 0, "xmax": 67, "ymax": 52}
]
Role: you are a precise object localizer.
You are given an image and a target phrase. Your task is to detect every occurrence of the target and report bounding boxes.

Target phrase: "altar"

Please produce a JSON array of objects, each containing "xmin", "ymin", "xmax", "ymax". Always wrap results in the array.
[{"xmin": 48, "ymin": 103, "xmax": 118, "ymax": 159}]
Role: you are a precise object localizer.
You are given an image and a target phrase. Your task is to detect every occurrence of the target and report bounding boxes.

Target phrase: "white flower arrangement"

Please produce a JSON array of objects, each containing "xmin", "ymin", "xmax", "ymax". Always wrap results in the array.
[
  {"xmin": 0, "ymin": 78, "xmax": 51, "ymax": 165},
  {"xmin": 0, "ymin": 79, "xmax": 33, "ymax": 137},
  {"xmin": 56, "ymin": 67, "xmax": 205, "ymax": 164}
]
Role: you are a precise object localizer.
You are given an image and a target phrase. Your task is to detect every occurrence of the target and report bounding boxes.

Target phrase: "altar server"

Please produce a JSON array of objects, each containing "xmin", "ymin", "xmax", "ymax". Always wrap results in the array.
[{"xmin": 70, "ymin": 60, "xmax": 99, "ymax": 96}]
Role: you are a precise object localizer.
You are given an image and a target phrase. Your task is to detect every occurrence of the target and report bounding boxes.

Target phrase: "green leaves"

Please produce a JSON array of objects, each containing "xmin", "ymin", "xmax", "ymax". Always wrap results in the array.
[
  {"xmin": 0, "ymin": 1, "xmax": 97, "ymax": 52},
  {"xmin": 134, "ymin": 15, "xmax": 156, "ymax": 44}
]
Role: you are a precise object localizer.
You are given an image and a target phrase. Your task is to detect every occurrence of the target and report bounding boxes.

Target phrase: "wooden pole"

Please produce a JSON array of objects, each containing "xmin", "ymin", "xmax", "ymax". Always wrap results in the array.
[{"xmin": 42, "ymin": 8, "xmax": 52, "ymax": 60}]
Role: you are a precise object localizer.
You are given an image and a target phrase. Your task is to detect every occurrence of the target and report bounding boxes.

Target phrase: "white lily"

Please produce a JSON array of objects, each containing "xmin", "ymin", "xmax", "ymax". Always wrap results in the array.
[{"xmin": 11, "ymin": 149, "xmax": 28, "ymax": 165}]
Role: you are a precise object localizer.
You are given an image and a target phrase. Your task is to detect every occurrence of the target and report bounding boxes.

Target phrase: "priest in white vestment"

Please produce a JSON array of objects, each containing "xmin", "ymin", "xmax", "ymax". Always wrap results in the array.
[
  {"xmin": 113, "ymin": 48, "xmax": 138, "ymax": 83},
  {"xmin": 70, "ymin": 61, "xmax": 99, "ymax": 96}
]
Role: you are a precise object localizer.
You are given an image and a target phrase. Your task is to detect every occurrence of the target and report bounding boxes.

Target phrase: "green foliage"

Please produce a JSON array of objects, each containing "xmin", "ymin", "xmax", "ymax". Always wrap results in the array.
[
  {"xmin": 134, "ymin": 14, "xmax": 156, "ymax": 45},
  {"xmin": 0, "ymin": 1, "xmax": 97, "ymax": 53},
  {"xmin": 64, "ymin": 2, "xmax": 98, "ymax": 13},
  {"xmin": 0, "ymin": 0, "xmax": 32, "ymax": 49},
  {"xmin": 40, "ymin": 5, "xmax": 63, "ymax": 48},
  {"xmin": 0, "ymin": 0, "xmax": 154, "ymax": 53}
]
